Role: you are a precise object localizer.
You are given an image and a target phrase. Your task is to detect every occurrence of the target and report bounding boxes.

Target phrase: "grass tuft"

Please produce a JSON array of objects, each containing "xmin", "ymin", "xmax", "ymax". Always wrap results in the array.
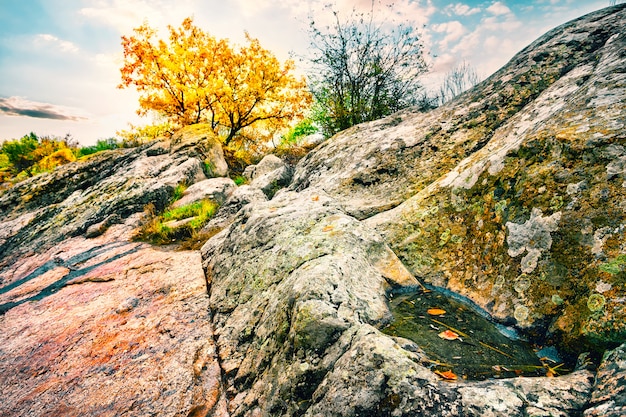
[{"xmin": 137, "ymin": 199, "xmax": 218, "ymax": 246}]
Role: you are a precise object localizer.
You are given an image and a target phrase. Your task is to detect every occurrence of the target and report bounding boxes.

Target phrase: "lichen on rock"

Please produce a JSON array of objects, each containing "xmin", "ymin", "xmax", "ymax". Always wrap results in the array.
[{"xmin": 506, "ymin": 208, "xmax": 561, "ymax": 273}]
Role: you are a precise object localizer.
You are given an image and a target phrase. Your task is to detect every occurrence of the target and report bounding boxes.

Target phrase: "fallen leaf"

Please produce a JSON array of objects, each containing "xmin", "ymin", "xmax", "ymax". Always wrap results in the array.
[
  {"xmin": 322, "ymin": 225, "xmax": 334, "ymax": 232},
  {"xmin": 438, "ymin": 330, "xmax": 460, "ymax": 340},
  {"xmin": 312, "ymin": 195, "xmax": 319, "ymax": 201},
  {"xmin": 427, "ymin": 308, "xmax": 446, "ymax": 316},
  {"xmin": 434, "ymin": 370, "xmax": 458, "ymax": 380}
]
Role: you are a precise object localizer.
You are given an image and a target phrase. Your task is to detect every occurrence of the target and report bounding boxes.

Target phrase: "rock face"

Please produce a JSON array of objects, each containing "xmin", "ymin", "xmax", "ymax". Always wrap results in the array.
[
  {"xmin": 245, "ymin": 154, "xmax": 294, "ymax": 198},
  {"xmin": 0, "ymin": 127, "xmax": 230, "ymax": 416},
  {"xmin": 1, "ymin": 5, "xmax": 625, "ymax": 417},
  {"xmin": 296, "ymin": 4, "xmax": 626, "ymax": 354},
  {"xmin": 584, "ymin": 343, "xmax": 626, "ymax": 417},
  {"xmin": 171, "ymin": 177, "xmax": 237, "ymax": 208},
  {"xmin": 0, "ymin": 125, "xmax": 227, "ymax": 268},
  {"xmin": 201, "ymin": 189, "xmax": 595, "ymax": 416},
  {"xmin": 0, "ymin": 221, "xmax": 227, "ymax": 416}
]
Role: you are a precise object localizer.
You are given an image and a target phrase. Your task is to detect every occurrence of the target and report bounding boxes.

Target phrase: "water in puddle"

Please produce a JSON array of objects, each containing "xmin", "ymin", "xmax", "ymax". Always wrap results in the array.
[{"xmin": 382, "ymin": 289, "xmax": 563, "ymax": 380}]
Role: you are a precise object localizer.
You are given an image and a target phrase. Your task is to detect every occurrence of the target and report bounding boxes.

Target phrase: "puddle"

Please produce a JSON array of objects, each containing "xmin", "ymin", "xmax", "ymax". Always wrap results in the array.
[{"xmin": 382, "ymin": 289, "xmax": 567, "ymax": 380}]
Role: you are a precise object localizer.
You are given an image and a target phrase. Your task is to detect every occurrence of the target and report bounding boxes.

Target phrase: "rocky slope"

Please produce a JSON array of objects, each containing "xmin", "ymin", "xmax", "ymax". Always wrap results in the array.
[
  {"xmin": 294, "ymin": 4, "xmax": 626, "ymax": 355},
  {"xmin": 1, "ymin": 4, "xmax": 625, "ymax": 417}
]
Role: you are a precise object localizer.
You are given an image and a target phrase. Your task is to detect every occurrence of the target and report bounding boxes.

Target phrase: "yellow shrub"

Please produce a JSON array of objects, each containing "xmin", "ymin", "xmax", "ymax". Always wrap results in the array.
[{"xmin": 37, "ymin": 148, "xmax": 77, "ymax": 172}]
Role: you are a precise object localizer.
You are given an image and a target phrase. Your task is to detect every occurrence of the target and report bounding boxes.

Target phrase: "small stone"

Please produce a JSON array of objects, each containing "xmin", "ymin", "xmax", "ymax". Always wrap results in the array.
[{"xmin": 115, "ymin": 297, "xmax": 140, "ymax": 314}]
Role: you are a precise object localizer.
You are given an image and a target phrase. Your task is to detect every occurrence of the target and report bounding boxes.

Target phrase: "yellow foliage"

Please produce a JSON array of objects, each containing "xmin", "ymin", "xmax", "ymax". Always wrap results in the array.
[
  {"xmin": 119, "ymin": 17, "xmax": 311, "ymax": 150},
  {"xmin": 37, "ymin": 148, "xmax": 76, "ymax": 172},
  {"xmin": 116, "ymin": 122, "xmax": 173, "ymax": 145}
]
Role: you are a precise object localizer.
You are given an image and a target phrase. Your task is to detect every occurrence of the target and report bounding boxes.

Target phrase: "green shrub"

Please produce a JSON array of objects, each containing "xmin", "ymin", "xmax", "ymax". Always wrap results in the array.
[
  {"xmin": 233, "ymin": 175, "xmax": 247, "ymax": 186},
  {"xmin": 138, "ymin": 199, "xmax": 218, "ymax": 245},
  {"xmin": 281, "ymin": 118, "xmax": 318, "ymax": 145},
  {"xmin": 170, "ymin": 183, "xmax": 187, "ymax": 203},
  {"xmin": 77, "ymin": 138, "xmax": 120, "ymax": 157}
]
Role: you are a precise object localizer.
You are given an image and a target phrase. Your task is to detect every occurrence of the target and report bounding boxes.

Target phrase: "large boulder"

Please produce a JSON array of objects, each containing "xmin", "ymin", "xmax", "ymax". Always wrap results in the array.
[
  {"xmin": 293, "ymin": 5, "xmax": 626, "ymax": 355},
  {"xmin": 170, "ymin": 124, "xmax": 229, "ymax": 177},
  {"xmin": 245, "ymin": 154, "xmax": 294, "ymax": 198},
  {"xmin": 290, "ymin": 5, "xmax": 626, "ymax": 223},
  {"xmin": 200, "ymin": 188, "xmax": 594, "ymax": 416},
  {"xmin": 201, "ymin": 189, "xmax": 419, "ymax": 415},
  {"xmin": 171, "ymin": 177, "xmax": 237, "ymax": 208}
]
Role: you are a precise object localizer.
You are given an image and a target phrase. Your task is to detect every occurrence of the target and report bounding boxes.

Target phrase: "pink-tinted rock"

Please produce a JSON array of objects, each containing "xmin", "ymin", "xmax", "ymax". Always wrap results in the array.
[{"xmin": 0, "ymin": 224, "xmax": 227, "ymax": 417}]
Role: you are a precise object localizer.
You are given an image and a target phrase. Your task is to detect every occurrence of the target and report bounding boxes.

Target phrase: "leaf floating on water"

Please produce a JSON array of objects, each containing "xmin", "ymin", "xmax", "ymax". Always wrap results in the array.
[
  {"xmin": 427, "ymin": 308, "xmax": 446, "ymax": 316},
  {"xmin": 438, "ymin": 330, "xmax": 460, "ymax": 340},
  {"xmin": 434, "ymin": 369, "xmax": 458, "ymax": 380}
]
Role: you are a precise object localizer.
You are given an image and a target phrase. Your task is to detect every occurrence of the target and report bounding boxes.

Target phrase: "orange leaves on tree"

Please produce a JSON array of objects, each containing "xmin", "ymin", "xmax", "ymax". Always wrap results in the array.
[{"xmin": 119, "ymin": 18, "xmax": 311, "ymax": 150}]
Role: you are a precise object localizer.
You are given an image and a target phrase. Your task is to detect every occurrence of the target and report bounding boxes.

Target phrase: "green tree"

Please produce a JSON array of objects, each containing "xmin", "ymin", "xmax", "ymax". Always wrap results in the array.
[
  {"xmin": 1, "ymin": 133, "xmax": 39, "ymax": 175},
  {"xmin": 1, "ymin": 133, "xmax": 78, "ymax": 177},
  {"xmin": 307, "ymin": 2, "xmax": 428, "ymax": 137}
]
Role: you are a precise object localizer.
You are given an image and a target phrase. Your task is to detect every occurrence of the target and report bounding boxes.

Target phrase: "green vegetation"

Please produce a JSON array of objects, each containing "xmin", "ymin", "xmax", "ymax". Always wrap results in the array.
[
  {"xmin": 0, "ymin": 133, "xmax": 78, "ymax": 183},
  {"xmin": 599, "ymin": 254, "xmax": 626, "ymax": 275},
  {"xmin": 280, "ymin": 118, "xmax": 318, "ymax": 145},
  {"xmin": 137, "ymin": 199, "xmax": 218, "ymax": 246},
  {"xmin": 170, "ymin": 183, "xmax": 187, "ymax": 203},
  {"xmin": 0, "ymin": 132, "xmax": 149, "ymax": 188},
  {"xmin": 233, "ymin": 175, "xmax": 247, "ymax": 186},
  {"xmin": 76, "ymin": 138, "xmax": 120, "ymax": 157}
]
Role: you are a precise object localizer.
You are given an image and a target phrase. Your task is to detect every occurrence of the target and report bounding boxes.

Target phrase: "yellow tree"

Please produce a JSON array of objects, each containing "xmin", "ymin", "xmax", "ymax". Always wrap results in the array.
[{"xmin": 119, "ymin": 18, "xmax": 311, "ymax": 148}]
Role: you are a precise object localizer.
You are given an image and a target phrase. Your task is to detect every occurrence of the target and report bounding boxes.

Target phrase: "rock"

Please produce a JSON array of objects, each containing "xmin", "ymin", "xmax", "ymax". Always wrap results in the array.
[
  {"xmin": 584, "ymin": 343, "xmax": 626, "ymax": 417},
  {"xmin": 358, "ymin": 5, "xmax": 626, "ymax": 352},
  {"xmin": 250, "ymin": 165, "xmax": 293, "ymax": 199},
  {"xmin": 244, "ymin": 154, "xmax": 293, "ymax": 198},
  {"xmin": 243, "ymin": 154, "xmax": 285, "ymax": 181},
  {"xmin": 0, "ymin": 130, "xmax": 211, "ymax": 268},
  {"xmin": 0, "ymin": 225, "xmax": 227, "ymax": 416},
  {"xmin": 200, "ymin": 185, "xmax": 267, "ymax": 235},
  {"xmin": 170, "ymin": 124, "xmax": 229, "ymax": 177},
  {"xmin": 1, "ymin": 6, "xmax": 625, "ymax": 417},
  {"xmin": 85, "ymin": 214, "xmax": 122, "ymax": 238},
  {"xmin": 171, "ymin": 177, "xmax": 237, "ymax": 208},
  {"xmin": 291, "ymin": 6, "xmax": 626, "ymax": 223},
  {"xmin": 201, "ymin": 188, "xmax": 594, "ymax": 416},
  {"xmin": 201, "ymin": 189, "xmax": 421, "ymax": 415}
]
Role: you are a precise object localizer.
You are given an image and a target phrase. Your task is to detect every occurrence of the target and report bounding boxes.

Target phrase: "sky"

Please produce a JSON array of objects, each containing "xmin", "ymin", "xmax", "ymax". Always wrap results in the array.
[{"xmin": 0, "ymin": 0, "xmax": 612, "ymax": 145}]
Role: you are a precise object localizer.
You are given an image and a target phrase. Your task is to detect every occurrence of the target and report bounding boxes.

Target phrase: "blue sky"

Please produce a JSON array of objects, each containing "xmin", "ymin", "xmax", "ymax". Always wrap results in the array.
[{"xmin": 0, "ymin": 0, "xmax": 610, "ymax": 145}]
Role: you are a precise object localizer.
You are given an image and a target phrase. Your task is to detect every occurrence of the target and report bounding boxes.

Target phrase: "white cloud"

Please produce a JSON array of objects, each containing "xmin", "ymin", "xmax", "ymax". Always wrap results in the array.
[
  {"xmin": 79, "ymin": 0, "xmax": 197, "ymax": 34},
  {"xmin": 34, "ymin": 34, "xmax": 80, "ymax": 53},
  {"xmin": 431, "ymin": 21, "xmax": 467, "ymax": 49},
  {"xmin": 486, "ymin": 1, "xmax": 512, "ymax": 16},
  {"xmin": 481, "ymin": 15, "xmax": 522, "ymax": 32},
  {"xmin": 444, "ymin": 3, "xmax": 481, "ymax": 16}
]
